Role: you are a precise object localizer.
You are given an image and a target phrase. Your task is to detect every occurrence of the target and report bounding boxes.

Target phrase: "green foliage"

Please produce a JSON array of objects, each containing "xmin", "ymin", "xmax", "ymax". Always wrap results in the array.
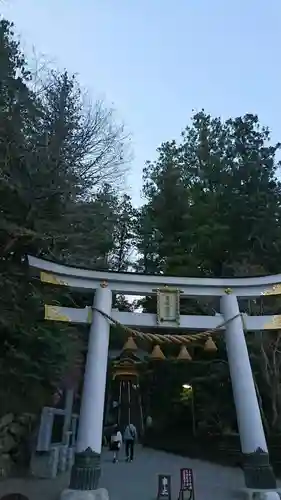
[
  {"xmin": 138, "ymin": 111, "xmax": 281, "ymax": 278},
  {"xmin": 0, "ymin": 19, "xmax": 132, "ymax": 414},
  {"xmin": 2, "ymin": 16, "xmax": 281, "ymax": 444},
  {"xmin": 137, "ymin": 110, "xmax": 281, "ymax": 436}
]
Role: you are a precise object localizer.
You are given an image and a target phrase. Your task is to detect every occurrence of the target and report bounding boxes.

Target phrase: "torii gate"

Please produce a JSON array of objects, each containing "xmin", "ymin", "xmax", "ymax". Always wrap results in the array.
[{"xmin": 28, "ymin": 255, "xmax": 281, "ymax": 498}]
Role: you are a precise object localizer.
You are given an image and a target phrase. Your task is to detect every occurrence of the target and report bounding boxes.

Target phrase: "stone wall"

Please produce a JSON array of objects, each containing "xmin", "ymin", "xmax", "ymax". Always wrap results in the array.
[{"xmin": 0, "ymin": 413, "xmax": 37, "ymax": 478}]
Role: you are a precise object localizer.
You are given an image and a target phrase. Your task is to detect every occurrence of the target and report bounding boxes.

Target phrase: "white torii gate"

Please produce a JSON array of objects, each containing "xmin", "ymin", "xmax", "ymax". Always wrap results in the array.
[{"xmin": 28, "ymin": 255, "xmax": 281, "ymax": 498}]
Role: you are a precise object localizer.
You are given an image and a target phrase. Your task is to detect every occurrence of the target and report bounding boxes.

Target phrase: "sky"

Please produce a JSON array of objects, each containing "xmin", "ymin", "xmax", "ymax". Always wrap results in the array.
[{"xmin": 1, "ymin": 0, "xmax": 281, "ymax": 207}]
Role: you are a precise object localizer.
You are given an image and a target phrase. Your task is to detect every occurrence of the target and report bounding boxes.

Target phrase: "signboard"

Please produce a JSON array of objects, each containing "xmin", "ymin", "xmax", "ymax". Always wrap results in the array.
[
  {"xmin": 156, "ymin": 288, "xmax": 180, "ymax": 325},
  {"xmin": 157, "ymin": 474, "xmax": 172, "ymax": 500},
  {"xmin": 179, "ymin": 468, "xmax": 194, "ymax": 500}
]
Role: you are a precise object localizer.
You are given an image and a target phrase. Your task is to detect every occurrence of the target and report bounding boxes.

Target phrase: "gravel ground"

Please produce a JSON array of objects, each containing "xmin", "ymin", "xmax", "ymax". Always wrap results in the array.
[{"xmin": 0, "ymin": 446, "xmax": 247, "ymax": 500}]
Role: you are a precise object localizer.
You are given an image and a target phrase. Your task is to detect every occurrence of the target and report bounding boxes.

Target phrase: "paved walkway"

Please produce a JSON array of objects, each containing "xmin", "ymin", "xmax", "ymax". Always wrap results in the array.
[{"xmin": 0, "ymin": 446, "xmax": 245, "ymax": 500}]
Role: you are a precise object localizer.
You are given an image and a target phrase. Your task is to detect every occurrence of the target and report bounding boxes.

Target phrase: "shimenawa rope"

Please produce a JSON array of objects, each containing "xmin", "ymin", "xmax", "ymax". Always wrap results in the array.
[{"xmin": 92, "ymin": 307, "xmax": 242, "ymax": 345}]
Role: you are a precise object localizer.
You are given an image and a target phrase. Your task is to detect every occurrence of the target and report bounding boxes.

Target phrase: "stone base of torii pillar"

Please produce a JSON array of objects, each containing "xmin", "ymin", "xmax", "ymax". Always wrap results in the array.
[
  {"xmin": 240, "ymin": 489, "xmax": 281, "ymax": 500},
  {"xmin": 60, "ymin": 488, "xmax": 109, "ymax": 500}
]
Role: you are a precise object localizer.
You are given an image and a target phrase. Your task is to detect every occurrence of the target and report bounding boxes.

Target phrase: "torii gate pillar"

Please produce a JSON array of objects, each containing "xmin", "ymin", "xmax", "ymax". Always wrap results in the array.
[
  {"xmin": 221, "ymin": 293, "xmax": 276, "ymax": 489},
  {"xmin": 68, "ymin": 284, "xmax": 112, "ymax": 492}
]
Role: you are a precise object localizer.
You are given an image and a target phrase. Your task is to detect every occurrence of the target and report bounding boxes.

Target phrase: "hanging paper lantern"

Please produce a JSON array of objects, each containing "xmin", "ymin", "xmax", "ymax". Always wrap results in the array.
[
  {"xmin": 122, "ymin": 336, "xmax": 138, "ymax": 352},
  {"xmin": 177, "ymin": 345, "xmax": 192, "ymax": 361},
  {"xmin": 150, "ymin": 344, "xmax": 166, "ymax": 360},
  {"xmin": 204, "ymin": 336, "xmax": 217, "ymax": 352}
]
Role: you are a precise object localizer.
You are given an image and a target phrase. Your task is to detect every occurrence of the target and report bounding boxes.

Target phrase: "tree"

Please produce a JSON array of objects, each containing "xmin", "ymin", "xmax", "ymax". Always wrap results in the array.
[
  {"xmin": 55, "ymin": 183, "xmax": 119, "ymax": 268},
  {"xmin": 137, "ymin": 110, "xmax": 281, "ymax": 437},
  {"xmin": 0, "ymin": 20, "xmax": 40, "ymax": 259},
  {"xmin": 0, "ymin": 20, "xmax": 131, "ymax": 415},
  {"xmin": 246, "ymin": 292, "xmax": 281, "ymax": 434},
  {"xmin": 0, "ymin": 24, "xmax": 80, "ymax": 410},
  {"xmin": 38, "ymin": 71, "xmax": 130, "ymax": 193},
  {"xmin": 138, "ymin": 111, "xmax": 281, "ymax": 279},
  {"xmin": 134, "ymin": 204, "xmax": 161, "ymax": 274},
  {"xmin": 110, "ymin": 193, "xmax": 136, "ymax": 272}
]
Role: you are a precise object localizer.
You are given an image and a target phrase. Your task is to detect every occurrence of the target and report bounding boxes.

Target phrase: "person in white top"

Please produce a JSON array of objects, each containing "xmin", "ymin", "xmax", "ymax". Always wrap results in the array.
[{"xmin": 110, "ymin": 425, "xmax": 123, "ymax": 463}]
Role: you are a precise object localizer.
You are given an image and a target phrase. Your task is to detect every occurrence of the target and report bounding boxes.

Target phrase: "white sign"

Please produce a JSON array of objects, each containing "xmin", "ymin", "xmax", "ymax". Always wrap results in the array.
[{"xmin": 157, "ymin": 288, "xmax": 180, "ymax": 325}]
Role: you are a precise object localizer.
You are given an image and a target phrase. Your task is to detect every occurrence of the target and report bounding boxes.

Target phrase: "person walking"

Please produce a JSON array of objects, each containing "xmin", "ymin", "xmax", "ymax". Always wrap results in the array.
[
  {"xmin": 124, "ymin": 422, "xmax": 137, "ymax": 462},
  {"xmin": 110, "ymin": 425, "xmax": 123, "ymax": 463}
]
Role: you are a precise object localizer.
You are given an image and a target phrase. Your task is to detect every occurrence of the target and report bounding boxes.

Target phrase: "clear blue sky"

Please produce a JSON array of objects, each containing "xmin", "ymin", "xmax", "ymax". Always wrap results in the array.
[{"xmin": 1, "ymin": 0, "xmax": 281, "ymax": 206}]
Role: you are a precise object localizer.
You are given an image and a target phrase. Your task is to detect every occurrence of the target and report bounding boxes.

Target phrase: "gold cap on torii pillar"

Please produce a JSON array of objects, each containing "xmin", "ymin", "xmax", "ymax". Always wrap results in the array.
[{"xmin": 100, "ymin": 281, "xmax": 108, "ymax": 288}]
